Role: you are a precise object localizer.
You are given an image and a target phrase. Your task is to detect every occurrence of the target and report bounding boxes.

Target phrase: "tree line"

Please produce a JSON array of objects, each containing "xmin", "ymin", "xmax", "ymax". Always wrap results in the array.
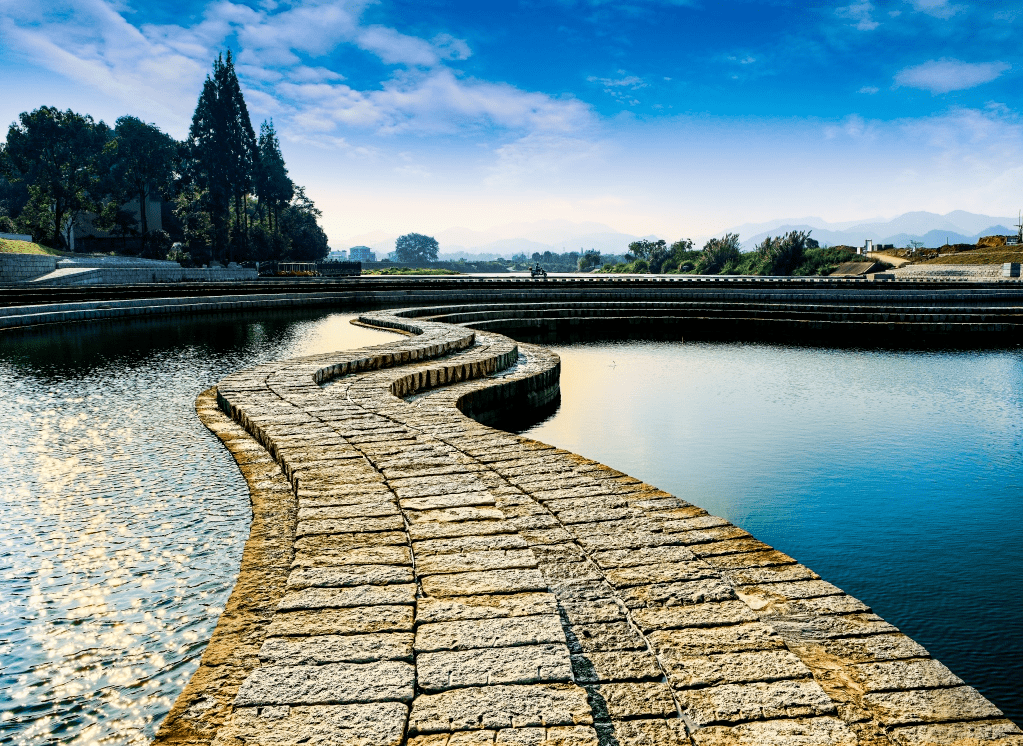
[{"xmin": 0, "ymin": 52, "xmax": 328, "ymax": 265}]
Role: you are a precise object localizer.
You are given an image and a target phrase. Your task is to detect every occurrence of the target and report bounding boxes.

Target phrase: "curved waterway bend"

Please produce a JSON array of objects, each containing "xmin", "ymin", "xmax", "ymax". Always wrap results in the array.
[
  {"xmin": 1, "ymin": 314, "xmax": 1021, "ymax": 743},
  {"xmin": 0, "ymin": 310, "xmax": 396, "ymax": 746}
]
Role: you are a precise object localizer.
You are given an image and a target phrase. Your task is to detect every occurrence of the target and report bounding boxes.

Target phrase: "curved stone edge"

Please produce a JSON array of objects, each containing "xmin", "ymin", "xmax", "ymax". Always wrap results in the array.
[{"xmin": 153, "ymin": 388, "xmax": 298, "ymax": 745}]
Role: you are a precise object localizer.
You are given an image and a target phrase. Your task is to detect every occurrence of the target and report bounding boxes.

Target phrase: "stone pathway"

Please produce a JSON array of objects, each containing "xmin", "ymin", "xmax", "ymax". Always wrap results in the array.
[{"xmin": 165, "ymin": 309, "xmax": 1022, "ymax": 746}]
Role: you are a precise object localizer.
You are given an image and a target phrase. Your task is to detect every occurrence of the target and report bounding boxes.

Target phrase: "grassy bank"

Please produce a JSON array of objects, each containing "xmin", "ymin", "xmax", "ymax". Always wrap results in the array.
[
  {"xmin": 362, "ymin": 267, "xmax": 462, "ymax": 276},
  {"xmin": 0, "ymin": 238, "xmax": 67, "ymax": 256},
  {"xmin": 919, "ymin": 249, "xmax": 1023, "ymax": 265}
]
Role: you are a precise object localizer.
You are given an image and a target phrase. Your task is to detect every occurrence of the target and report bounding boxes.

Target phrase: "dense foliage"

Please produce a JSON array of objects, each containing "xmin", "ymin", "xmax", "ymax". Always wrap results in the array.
[
  {"xmin": 0, "ymin": 52, "xmax": 329, "ymax": 265},
  {"xmin": 394, "ymin": 233, "xmax": 440, "ymax": 263}
]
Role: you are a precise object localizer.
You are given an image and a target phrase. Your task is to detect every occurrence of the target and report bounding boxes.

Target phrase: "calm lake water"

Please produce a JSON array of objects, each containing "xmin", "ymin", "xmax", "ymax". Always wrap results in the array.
[{"xmin": 0, "ymin": 313, "xmax": 1019, "ymax": 744}]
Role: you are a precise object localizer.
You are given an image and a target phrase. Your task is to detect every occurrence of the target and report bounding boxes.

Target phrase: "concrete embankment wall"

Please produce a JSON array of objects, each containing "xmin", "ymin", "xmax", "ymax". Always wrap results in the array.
[
  {"xmin": 0, "ymin": 254, "xmax": 59, "ymax": 282},
  {"xmin": 157, "ymin": 307, "xmax": 1022, "ymax": 746}
]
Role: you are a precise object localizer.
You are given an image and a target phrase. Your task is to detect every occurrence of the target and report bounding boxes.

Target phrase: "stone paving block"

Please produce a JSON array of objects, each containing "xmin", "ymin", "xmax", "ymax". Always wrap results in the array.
[
  {"xmin": 735, "ymin": 579, "xmax": 845, "ymax": 601},
  {"xmin": 292, "ymin": 544, "xmax": 411, "ymax": 568},
  {"xmin": 543, "ymin": 496, "xmax": 631, "ymax": 513},
  {"xmin": 656, "ymin": 515, "xmax": 731, "ymax": 532},
  {"xmin": 266, "ymin": 605, "xmax": 414, "ymax": 636},
  {"xmin": 852, "ymin": 658, "xmax": 964, "ymax": 692},
  {"xmin": 417, "ymin": 644, "xmax": 574, "ymax": 692},
  {"xmin": 648, "ymin": 622, "xmax": 785, "ymax": 658},
  {"xmin": 677, "ymin": 679, "xmax": 836, "ymax": 727},
  {"xmin": 556, "ymin": 507, "xmax": 641, "ymax": 525},
  {"xmin": 769, "ymin": 613, "xmax": 898, "ymax": 640},
  {"xmin": 752, "ymin": 594, "xmax": 870, "ymax": 618},
  {"xmin": 401, "ymin": 493, "xmax": 498, "ymax": 511},
  {"xmin": 590, "ymin": 546, "xmax": 699, "ymax": 569},
  {"xmin": 564, "ymin": 622, "xmax": 647, "ymax": 654},
  {"xmin": 529, "ymin": 544, "xmax": 589, "ymax": 564},
  {"xmin": 698, "ymin": 550, "xmax": 797, "ymax": 570},
  {"xmin": 296, "ymin": 514, "xmax": 405, "ymax": 537},
  {"xmin": 536, "ymin": 560, "xmax": 604, "ymax": 582},
  {"xmin": 575, "ymin": 532, "xmax": 684, "ymax": 552},
  {"xmin": 660, "ymin": 650, "xmax": 809, "ymax": 689},
  {"xmin": 570, "ymin": 651, "xmax": 662, "ymax": 684},
  {"xmin": 422, "ymin": 568, "xmax": 548, "ymax": 598},
  {"xmin": 222, "ymin": 702, "xmax": 408, "ymax": 746},
  {"xmin": 861, "ymin": 686, "xmax": 1004, "ymax": 726},
  {"xmin": 689, "ymin": 717, "xmax": 857, "ymax": 746},
  {"xmin": 689, "ymin": 538, "xmax": 774, "ymax": 557},
  {"xmin": 297, "ymin": 502, "xmax": 400, "ymax": 520},
  {"xmin": 277, "ymin": 583, "xmax": 416, "ymax": 610},
  {"xmin": 604, "ymin": 562, "xmax": 722, "ymax": 589},
  {"xmin": 496, "ymin": 725, "xmax": 599, "ymax": 746},
  {"xmin": 259, "ymin": 632, "xmax": 415, "ymax": 664},
  {"xmin": 508, "ymin": 515, "xmax": 562, "ymax": 531},
  {"xmin": 417, "ymin": 593, "xmax": 559, "ymax": 624},
  {"xmin": 585, "ymin": 681, "xmax": 676, "ymax": 720},
  {"xmin": 788, "ymin": 634, "xmax": 930, "ymax": 665},
  {"xmin": 414, "ymin": 534, "xmax": 529, "ymax": 556},
  {"xmin": 519, "ymin": 528, "xmax": 577, "ymax": 545},
  {"xmin": 416, "ymin": 614, "xmax": 566, "ymax": 652},
  {"xmin": 631, "ymin": 600, "xmax": 758, "ymax": 631},
  {"xmin": 719, "ymin": 563, "xmax": 819, "ymax": 586},
  {"xmin": 408, "ymin": 506, "xmax": 508, "ymax": 524},
  {"xmin": 294, "ymin": 531, "xmax": 407, "ymax": 554},
  {"xmin": 409, "ymin": 519, "xmax": 516, "ymax": 542},
  {"xmin": 234, "ymin": 660, "xmax": 415, "ymax": 706},
  {"xmin": 286, "ymin": 565, "xmax": 414, "ymax": 589},
  {"xmin": 418, "ymin": 550, "xmax": 539, "ymax": 576},
  {"xmin": 558, "ymin": 600, "xmax": 626, "ymax": 625},
  {"xmin": 617, "ymin": 579, "xmax": 736, "ymax": 609},
  {"xmin": 886, "ymin": 720, "xmax": 1023, "ymax": 746},
  {"xmin": 593, "ymin": 719, "xmax": 690, "ymax": 746},
  {"xmin": 408, "ymin": 684, "xmax": 593, "ymax": 733}
]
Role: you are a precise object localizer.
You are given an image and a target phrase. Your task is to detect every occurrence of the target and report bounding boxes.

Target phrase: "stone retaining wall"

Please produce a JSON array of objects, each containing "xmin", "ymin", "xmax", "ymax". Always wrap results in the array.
[
  {"xmin": 0, "ymin": 253, "xmax": 58, "ymax": 282},
  {"xmin": 157, "ymin": 307, "xmax": 1023, "ymax": 746}
]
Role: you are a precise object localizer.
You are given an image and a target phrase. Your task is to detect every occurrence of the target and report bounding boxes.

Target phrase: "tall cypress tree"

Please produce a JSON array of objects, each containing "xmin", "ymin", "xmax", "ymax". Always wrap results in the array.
[{"xmin": 255, "ymin": 120, "xmax": 293, "ymax": 235}]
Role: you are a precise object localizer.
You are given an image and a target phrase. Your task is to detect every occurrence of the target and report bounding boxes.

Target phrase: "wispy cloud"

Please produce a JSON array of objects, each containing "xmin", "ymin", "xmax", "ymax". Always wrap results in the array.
[
  {"xmin": 908, "ymin": 0, "xmax": 965, "ymax": 19},
  {"xmin": 858, "ymin": 85, "xmax": 880, "ymax": 94},
  {"xmin": 836, "ymin": 1, "xmax": 880, "ymax": 30},
  {"xmin": 895, "ymin": 58, "xmax": 1010, "ymax": 94}
]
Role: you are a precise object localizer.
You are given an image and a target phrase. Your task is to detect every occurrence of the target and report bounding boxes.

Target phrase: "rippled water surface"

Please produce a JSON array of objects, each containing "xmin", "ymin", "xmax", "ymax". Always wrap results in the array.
[
  {"xmin": 0, "ymin": 310, "xmax": 394, "ymax": 745},
  {"xmin": 523, "ymin": 340, "xmax": 1023, "ymax": 725}
]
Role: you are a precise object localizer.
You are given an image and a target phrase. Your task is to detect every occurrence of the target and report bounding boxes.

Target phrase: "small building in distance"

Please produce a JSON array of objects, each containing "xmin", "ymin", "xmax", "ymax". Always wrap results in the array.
[
  {"xmin": 326, "ymin": 249, "xmax": 349, "ymax": 261},
  {"xmin": 349, "ymin": 245, "xmax": 376, "ymax": 262}
]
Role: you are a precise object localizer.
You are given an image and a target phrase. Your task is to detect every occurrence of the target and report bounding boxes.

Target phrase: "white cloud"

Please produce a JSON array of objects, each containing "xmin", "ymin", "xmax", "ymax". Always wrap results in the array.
[
  {"xmin": 895, "ymin": 58, "xmax": 1010, "ymax": 94},
  {"xmin": 485, "ymin": 133, "xmax": 606, "ymax": 187},
  {"xmin": 587, "ymin": 73, "xmax": 647, "ymax": 89},
  {"xmin": 908, "ymin": 0, "xmax": 964, "ymax": 19},
  {"xmin": 858, "ymin": 86, "xmax": 880, "ymax": 94},
  {"xmin": 836, "ymin": 2, "xmax": 880, "ymax": 30}
]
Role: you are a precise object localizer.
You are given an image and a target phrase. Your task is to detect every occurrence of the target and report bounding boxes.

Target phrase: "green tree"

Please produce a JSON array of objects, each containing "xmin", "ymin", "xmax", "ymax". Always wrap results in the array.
[
  {"xmin": 395, "ymin": 232, "xmax": 439, "ymax": 263},
  {"xmin": 280, "ymin": 186, "xmax": 329, "ymax": 261},
  {"xmin": 756, "ymin": 230, "xmax": 816, "ymax": 275},
  {"xmin": 628, "ymin": 239, "xmax": 666, "ymax": 260},
  {"xmin": 255, "ymin": 119, "xmax": 293, "ymax": 234},
  {"xmin": 578, "ymin": 249, "xmax": 601, "ymax": 271},
  {"xmin": 2, "ymin": 107, "xmax": 111, "ymax": 249},
  {"xmin": 108, "ymin": 116, "xmax": 177, "ymax": 252},
  {"xmin": 697, "ymin": 233, "xmax": 742, "ymax": 274}
]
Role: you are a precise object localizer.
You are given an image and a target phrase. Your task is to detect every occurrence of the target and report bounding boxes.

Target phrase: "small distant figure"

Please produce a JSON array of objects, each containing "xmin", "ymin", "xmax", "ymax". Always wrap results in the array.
[{"xmin": 530, "ymin": 262, "xmax": 547, "ymax": 279}]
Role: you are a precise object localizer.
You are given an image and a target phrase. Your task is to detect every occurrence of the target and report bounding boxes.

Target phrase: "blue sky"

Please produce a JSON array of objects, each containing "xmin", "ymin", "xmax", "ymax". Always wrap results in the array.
[{"xmin": 2, "ymin": 0, "xmax": 1021, "ymax": 245}]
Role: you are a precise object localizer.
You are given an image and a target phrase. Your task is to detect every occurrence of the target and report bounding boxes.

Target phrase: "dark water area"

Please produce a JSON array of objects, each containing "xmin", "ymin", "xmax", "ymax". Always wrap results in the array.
[
  {"xmin": 1, "ymin": 314, "xmax": 1020, "ymax": 742},
  {"xmin": 0, "ymin": 310, "xmax": 394, "ymax": 746},
  {"xmin": 520, "ymin": 339, "xmax": 1023, "ymax": 726}
]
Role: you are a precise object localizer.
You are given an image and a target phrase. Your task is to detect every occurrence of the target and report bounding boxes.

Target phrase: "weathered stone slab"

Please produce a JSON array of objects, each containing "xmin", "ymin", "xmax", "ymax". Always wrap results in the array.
[
  {"xmin": 421, "ymin": 568, "xmax": 548, "ymax": 598},
  {"xmin": 677, "ymin": 679, "xmax": 836, "ymax": 727},
  {"xmin": 294, "ymin": 531, "xmax": 407, "ymax": 553},
  {"xmin": 604, "ymin": 562, "xmax": 721, "ymax": 588},
  {"xmin": 267, "ymin": 605, "xmax": 414, "ymax": 637},
  {"xmin": 558, "ymin": 600, "xmax": 626, "ymax": 625},
  {"xmin": 631, "ymin": 600, "xmax": 758, "ymax": 631},
  {"xmin": 690, "ymin": 717, "xmax": 857, "ymax": 746},
  {"xmin": 769, "ymin": 613, "xmax": 897, "ymax": 640},
  {"xmin": 495, "ymin": 725, "xmax": 599, "ymax": 745},
  {"xmin": 787, "ymin": 634, "xmax": 930, "ymax": 665},
  {"xmin": 277, "ymin": 584, "xmax": 416, "ymax": 610},
  {"xmin": 235, "ymin": 660, "xmax": 415, "ymax": 706},
  {"xmin": 529, "ymin": 544, "xmax": 588, "ymax": 564},
  {"xmin": 648, "ymin": 623, "xmax": 785, "ymax": 657},
  {"xmin": 296, "ymin": 514, "xmax": 405, "ymax": 537},
  {"xmin": 617, "ymin": 579, "xmax": 735, "ymax": 609},
  {"xmin": 585, "ymin": 681, "xmax": 676, "ymax": 720},
  {"xmin": 407, "ymin": 506, "xmax": 507, "ymax": 524},
  {"xmin": 417, "ymin": 644, "xmax": 574, "ymax": 692},
  {"xmin": 408, "ymin": 684, "xmax": 593, "ymax": 733},
  {"xmin": 564, "ymin": 622, "xmax": 647, "ymax": 653},
  {"xmin": 590, "ymin": 545, "xmax": 699, "ymax": 569},
  {"xmin": 736, "ymin": 579, "xmax": 845, "ymax": 601},
  {"xmin": 415, "ymin": 614, "xmax": 566, "ymax": 652},
  {"xmin": 752, "ymin": 594, "xmax": 870, "ymax": 618},
  {"xmin": 569, "ymin": 651, "xmax": 662, "ymax": 683},
  {"xmin": 535, "ymin": 560, "xmax": 603, "ymax": 582},
  {"xmin": 594, "ymin": 719, "xmax": 690, "ymax": 746},
  {"xmin": 861, "ymin": 686, "xmax": 1004, "ymax": 726},
  {"xmin": 661, "ymin": 650, "xmax": 809, "ymax": 689},
  {"xmin": 414, "ymin": 534, "xmax": 529, "ymax": 556},
  {"xmin": 853, "ymin": 658, "xmax": 963, "ymax": 692},
  {"xmin": 417, "ymin": 550, "xmax": 539, "ymax": 577},
  {"xmin": 417, "ymin": 593, "xmax": 559, "ymax": 624},
  {"xmin": 409, "ymin": 519, "xmax": 515, "ymax": 542},
  {"xmin": 297, "ymin": 502, "xmax": 399, "ymax": 520},
  {"xmin": 222, "ymin": 702, "xmax": 408, "ymax": 746},
  {"xmin": 400, "ymin": 493, "xmax": 497, "ymax": 511},
  {"xmin": 886, "ymin": 720, "xmax": 1023, "ymax": 746},
  {"xmin": 259, "ymin": 633, "xmax": 415, "ymax": 664},
  {"xmin": 720, "ymin": 563, "xmax": 819, "ymax": 586},
  {"xmin": 287, "ymin": 565, "xmax": 413, "ymax": 589},
  {"xmin": 699, "ymin": 550, "xmax": 797, "ymax": 570}
]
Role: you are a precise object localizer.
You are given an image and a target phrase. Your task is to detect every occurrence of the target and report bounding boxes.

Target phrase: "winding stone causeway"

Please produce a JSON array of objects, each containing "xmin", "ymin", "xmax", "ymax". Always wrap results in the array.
[{"xmin": 156, "ymin": 305, "xmax": 1023, "ymax": 746}]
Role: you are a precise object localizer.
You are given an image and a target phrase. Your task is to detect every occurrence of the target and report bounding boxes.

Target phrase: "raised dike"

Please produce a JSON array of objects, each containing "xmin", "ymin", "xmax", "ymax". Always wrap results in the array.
[{"xmin": 153, "ymin": 303, "xmax": 1022, "ymax": 746}]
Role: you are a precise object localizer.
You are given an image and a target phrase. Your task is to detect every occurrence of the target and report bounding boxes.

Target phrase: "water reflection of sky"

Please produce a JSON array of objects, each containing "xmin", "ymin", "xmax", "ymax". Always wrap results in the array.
[
  {"xmin": 0, "ymin": 311, "xmax": 393, "ymax": 746},
  {"xmin": 523, "ymin": 340, "xmax": 1023, "ymax": 725}
]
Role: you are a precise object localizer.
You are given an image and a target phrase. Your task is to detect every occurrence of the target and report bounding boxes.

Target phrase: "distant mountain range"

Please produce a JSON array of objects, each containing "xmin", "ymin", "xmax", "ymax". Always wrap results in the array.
[
  {"xmin": 337, "ymin": 211, "xmax": 1020, "ymax": 258},
  {"xmin": 729, "ymin": 211, "xmax": 1019, "ymax": 252}
]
